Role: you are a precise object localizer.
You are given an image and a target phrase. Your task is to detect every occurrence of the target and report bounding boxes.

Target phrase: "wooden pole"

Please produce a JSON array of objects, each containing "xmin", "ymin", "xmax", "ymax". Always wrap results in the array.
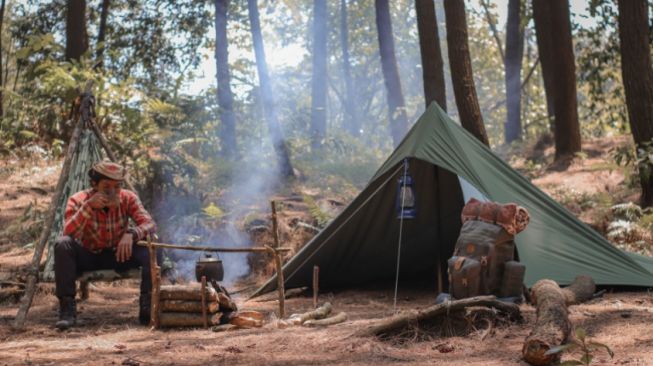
[
  {"xmin": 266, "ymin": 245, "xmax": 285, "ymax": 318},
  {"xmin": 135, "ymin": 241, "xmax": 291, "ymax": 253},
  {"xmin": 270, "ymin": 200, "xmax": 280, "ymax": 248},
  {"xmin": 313, "ymin": 265, "xmax": 319, "ymax": 309},
  {"xmin": 13, "ymin": 83, "xmax": 93, "ymax": 329},
  {"xmin": 437, "ymin": 261, "xmax": 443, "ymax": 294},
  {"xmin": 148, "ymin": 236, "xmax": 160, "ymax": 329},
  {"xmin": 200, "ymin": 276, "xmax": 208, "ymax": 329}
]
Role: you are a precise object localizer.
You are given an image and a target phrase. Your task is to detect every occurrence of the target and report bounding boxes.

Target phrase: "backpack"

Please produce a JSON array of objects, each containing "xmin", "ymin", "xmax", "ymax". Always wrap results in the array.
[{"xmin": 448, "ymin": 200, "xmax": 529, "ymax": 299}]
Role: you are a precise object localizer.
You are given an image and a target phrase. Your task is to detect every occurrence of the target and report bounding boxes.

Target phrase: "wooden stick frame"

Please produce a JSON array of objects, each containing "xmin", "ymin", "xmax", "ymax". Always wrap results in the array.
[{"xmin": 139, "ymin": 240, "xmax": 289, "ymax": 325}]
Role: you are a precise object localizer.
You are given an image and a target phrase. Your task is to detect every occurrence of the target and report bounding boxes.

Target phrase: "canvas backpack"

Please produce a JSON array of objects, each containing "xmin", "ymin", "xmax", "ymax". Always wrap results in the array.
[{"xmin": 448, "ymin": 200, "xmax": 528, "ymax": 300}]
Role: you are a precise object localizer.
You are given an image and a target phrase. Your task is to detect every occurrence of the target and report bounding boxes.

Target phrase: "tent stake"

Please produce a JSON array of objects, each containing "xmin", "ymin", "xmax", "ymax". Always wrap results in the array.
[{"xmin": 313, "ymin": 265, "xmax": 319, "ymax": 308}]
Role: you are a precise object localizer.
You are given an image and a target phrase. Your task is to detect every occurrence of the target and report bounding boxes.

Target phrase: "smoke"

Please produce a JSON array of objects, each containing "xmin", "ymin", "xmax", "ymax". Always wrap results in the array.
[{"xmin": 162, "ymin": 136, "xmax": 279, "ymax": 288}]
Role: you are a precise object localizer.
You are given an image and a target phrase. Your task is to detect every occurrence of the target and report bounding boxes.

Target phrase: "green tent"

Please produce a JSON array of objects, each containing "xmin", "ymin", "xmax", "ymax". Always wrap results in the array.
[{"xmin": 254, "ymin": 103, "xmax": 653, "ymax": 296}]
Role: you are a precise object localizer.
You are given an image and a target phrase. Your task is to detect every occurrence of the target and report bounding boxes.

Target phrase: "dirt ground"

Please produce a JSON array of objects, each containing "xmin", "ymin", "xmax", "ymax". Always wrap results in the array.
[{"xmin": 2, "ymin": 139, "xmax": 653, "ymax": 366}]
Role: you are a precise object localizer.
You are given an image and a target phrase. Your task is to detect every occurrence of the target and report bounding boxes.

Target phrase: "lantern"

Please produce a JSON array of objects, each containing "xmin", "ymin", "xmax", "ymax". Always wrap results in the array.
[{"xmin": 396, "ymin": 160, "xmax": 416, "ymax": 219}]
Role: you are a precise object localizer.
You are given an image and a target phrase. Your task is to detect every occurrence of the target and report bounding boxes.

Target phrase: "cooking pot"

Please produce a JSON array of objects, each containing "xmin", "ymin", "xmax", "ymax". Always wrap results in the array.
[{"xmin": 195, "ymin": 253, "xmax": 224, "ymax": 282}]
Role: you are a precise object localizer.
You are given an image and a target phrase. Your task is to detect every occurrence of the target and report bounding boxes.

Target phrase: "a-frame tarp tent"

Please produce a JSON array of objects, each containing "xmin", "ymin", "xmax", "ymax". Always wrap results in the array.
[{"xmin": 254, "ymin": 103, "xmax": 653, "ymax": 296}]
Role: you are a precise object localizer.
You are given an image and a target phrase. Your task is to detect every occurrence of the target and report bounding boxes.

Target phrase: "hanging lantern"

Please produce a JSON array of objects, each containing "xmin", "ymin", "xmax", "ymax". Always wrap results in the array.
[{"xmin": 396, "ymin": 161, "xmax": 417, "ymax": 219}]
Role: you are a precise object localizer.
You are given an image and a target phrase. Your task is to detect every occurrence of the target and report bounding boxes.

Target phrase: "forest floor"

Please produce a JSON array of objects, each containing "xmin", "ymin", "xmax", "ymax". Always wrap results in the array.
[{"xmin": 2, "ymin": 137, "xmax": 653, "ymax": 366}]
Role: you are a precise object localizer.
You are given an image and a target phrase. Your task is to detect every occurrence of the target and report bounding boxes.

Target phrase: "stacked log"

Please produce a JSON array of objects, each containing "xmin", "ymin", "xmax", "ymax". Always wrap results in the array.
[{"xmin": 158, "ymin": 283, "xmax": 237, "ymax": 328}]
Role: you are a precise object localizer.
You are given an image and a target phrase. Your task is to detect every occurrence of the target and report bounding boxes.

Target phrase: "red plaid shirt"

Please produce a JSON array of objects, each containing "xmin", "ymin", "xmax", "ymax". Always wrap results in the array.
[{"xmin": 63, "ymin": 189, "xmax": 157, "ymax": 252}]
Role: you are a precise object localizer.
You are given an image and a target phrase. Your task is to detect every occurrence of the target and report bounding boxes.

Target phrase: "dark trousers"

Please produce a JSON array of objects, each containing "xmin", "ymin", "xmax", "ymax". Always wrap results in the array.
[{"xmin": 54, "ymin": 236, "xmax": 151, "ymax": 298}]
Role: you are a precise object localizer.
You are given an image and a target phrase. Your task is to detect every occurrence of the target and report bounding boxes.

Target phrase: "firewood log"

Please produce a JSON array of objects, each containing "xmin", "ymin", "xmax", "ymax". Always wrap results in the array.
[
  {"xmin": 160, "ymin": 300, "xmax": 219, "ymax": 313},
  {"xmin": 159, "ymin": 312, "xmax": 222, "ymax": 327},
  {"xmin": 159, "ymin": 285, "xmax": 217, "ymax": 301},
  {"xmin": 522, "ymin": 275, "xmax": 595, "ymax": 366},
  {"xmin": 303, "ymin": 312, "xmax": 347, "ymax": 327},
  {"xmin": 287, "ymin": 302, "xmax": 332, "ymax": 325},
  {"xmin": 217, "ymin": 292, "xmax": 238, "ymax": 312}
]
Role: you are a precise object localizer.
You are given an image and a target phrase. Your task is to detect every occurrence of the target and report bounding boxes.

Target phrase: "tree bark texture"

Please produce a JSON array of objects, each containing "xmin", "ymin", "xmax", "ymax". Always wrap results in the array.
[
  {"xmin": 96, "ymin": 0, "xmax": 110, "ymax": 63},
  {"xmin": 159, "ymin": 284, "xmax": 218, "ymax": 302},
  {"xmin": 522, "ymin": 280, "xmax": 571, "ymax": 365},
  {"xmin": 532, "ymin": 0, "xmax": 581, "ymax": 161},
  {"xmin": 65, "ymin": 0, "xmax": 89, "ymax": 62},
  {"xmin": 159, "ymin": 312, "xmax": 222, "ymax": 327},
  {"xmin": 443, "ymin": 0, "xmax": 489, "ymax": 146},
  {"xmin": 310, "ymin": 0, "xmax": 328, "ymax": 149},
  {"xmin": 617, "ymin": 0, "xmax": 653, "ymax": 207},
  {"xmin": 215, "ymin": 0, "xmax": 238, "ymax": 158},
  {"xmin": 375, "ymin": 0, "xmax": 408, "ymax": 147},
  {"xmin": 340, "ymin": 0, "xmax": 359, "ymax": 135},
  {"xmin": 415, "ymin": 0, "xmax": 447, "ymax": 111},
  {"xmin": 503, "ymin": 0, "xmax": 524, "ymax": 143},
  {"xmin": 160, "ymin": 299, "xmax": 219, "ymax": 313},
  {"xmin": 247, "ymin": 0, "xmax": 295, "ymax": 178}
]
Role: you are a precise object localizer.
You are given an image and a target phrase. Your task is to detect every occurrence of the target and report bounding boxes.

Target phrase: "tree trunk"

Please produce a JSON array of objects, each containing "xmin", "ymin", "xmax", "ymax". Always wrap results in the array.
[
  {"xmin": 532, "ymin": 0, "xmax": 581, "ymax": 161},
  {"xmin": 215, "ymin": 0, "xmax": 238, "ymax": 158},
  {"xmin": 96, "ymin": 0, "xmax": 110, "ymax": 63},
  {"xmin": 375, "ymin": 0, "xmax": 408, "ymax": 147},
  {"xmin": 503, "ymin": 0, "xmax": 524, "ymax": 143},
  {"xmin": 65, "ymin": 0, "xmax": 89, "ymax": 62},
  {"xmin": 617, "ymin": 0, "xmax": 653, "ymax": 207},
  {"xmin": 340, "ymin": 0, "xmax": 359, "ymax": 136},
  {"xmin": 310, "ymin": 0, "xmax": 328, "ymax": 149},
  {"xmin": 247, "ymin": 0, "xmax": 295, "ymax": 178},
  {"xmin": 0, "ymin": 0, "xmax": 6, "ymax": 117},
  {"xmin": 415, "ymin": 0, "xmax": 446, "ymax": 111},
  {"xmin": 443, "ymin": 0, "xmax": 489, "ymax": 146},
  {"xmin": 159, "ymin": 312, "xmax": 222, "ymax": 327}
]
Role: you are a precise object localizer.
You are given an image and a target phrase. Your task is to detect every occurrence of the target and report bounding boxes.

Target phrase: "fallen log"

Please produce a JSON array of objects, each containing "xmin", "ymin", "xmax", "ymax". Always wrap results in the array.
[
  {"xmin": 159, "ymin": 312, "xmax": 222, "ymax": 327},
  {"xmin": 560, "ymin": 275, "xmax": 596, "ymax": 306},
  {"xmin": 160, "ymin": 300, "xmax": 219, "ymax": 313},
  {"xmin": 522, "ymin": 275, "xmax": 595, "ymax": 366},
  {"xmin": 287, "ymin": 302, "xmax": 333, "ymax": 325},
  {"xmin": 355, "ymin": 295, "xmax": 520, "ymax": 338},
  {"xmin": 159, "ymin": 284, "xmax": 217, "ymax": 302},
  {"xmin": 304, "ymin": 312, "xmax": 347, "ymax": 327}
]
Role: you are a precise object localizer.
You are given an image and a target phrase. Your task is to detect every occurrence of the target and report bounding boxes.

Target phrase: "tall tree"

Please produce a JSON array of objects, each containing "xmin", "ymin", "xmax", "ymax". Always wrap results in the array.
[
  {"xmin": 503, "ymin": 0, "xmax": 524, "ymax": 143},
  {"xmin": 532, "ymin": 0, "xmax": 581, "ymax": 161},
  {"xmin": 246, "ymin": 0, "xmax": 294, "ymax": 178},
  {"xmin": 415, "ymin": 0, "xmax": 446, "ymax": 111},
  {"xmin": 0, "ymin": 0, "xmax": 6, "ymax": 117},
  {"xmin": 215, "ymin": 0, "xmax": 237, "ymax": 158},
  {"xmin": 532, "ymin": 3, "xmax": 555, "ymax": 133},
  {"xmin": 96, "ymin": 0, "xmax": 110, "ymax": 63},
  {"xmin": 375, "ymin": 0, "xmax": 408, "ymax": 146},
  {"xmin": 65, "ymin": 0, "xmax": 88, "ymax": 62},
  {"xmin": 443, "ymin": 0, "xmax": 489, "ymax": 146},
  {"xmin": 310, "ymin": 0, "xmax": 328, "ymax": 149},
  {"xmin": 617, "ymin": 0, "xmax": 653, "ymax": 207},
  {"xmin": 340, "ymin": 0, "xmax": 359, "ymax": 136}
]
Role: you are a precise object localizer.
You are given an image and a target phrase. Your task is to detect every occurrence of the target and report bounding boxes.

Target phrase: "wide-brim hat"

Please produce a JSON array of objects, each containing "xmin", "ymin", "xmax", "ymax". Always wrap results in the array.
[{"xmin": 89, "ymin": 161, "xmax": 128, "ymax": 181}]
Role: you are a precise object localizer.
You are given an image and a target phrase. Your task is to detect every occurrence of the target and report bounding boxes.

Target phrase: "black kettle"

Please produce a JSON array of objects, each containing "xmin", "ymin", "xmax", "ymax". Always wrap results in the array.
[{"xmin": 195, "ymin": 253, "xmax": 224, "ymax": 282}]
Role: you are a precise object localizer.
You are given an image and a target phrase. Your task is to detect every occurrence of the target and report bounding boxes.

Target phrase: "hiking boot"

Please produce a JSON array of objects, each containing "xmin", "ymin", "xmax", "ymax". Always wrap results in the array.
[
  {"xmin": 139, "ymin": 293, "xmax": 151, "ymax": 325},
  {"xmin": 55, "ymin": 297, "xmax": 76, "ymax": 330}
]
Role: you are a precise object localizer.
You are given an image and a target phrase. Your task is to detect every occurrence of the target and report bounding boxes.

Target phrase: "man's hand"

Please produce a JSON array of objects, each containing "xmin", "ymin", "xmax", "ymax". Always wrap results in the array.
[
  {"xmin": 86, "ymin": 193, "xmax": 110, "ymax": 209},
  {"xmin": 116, "ymin": 233, "xmax": 133, "ymax": 263}
]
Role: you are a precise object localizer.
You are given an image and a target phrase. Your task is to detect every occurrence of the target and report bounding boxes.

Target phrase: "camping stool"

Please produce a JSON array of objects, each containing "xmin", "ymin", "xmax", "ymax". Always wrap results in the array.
[{"xmin": 77, "ymin": 269, "xmax": 141, "ymax": 300}]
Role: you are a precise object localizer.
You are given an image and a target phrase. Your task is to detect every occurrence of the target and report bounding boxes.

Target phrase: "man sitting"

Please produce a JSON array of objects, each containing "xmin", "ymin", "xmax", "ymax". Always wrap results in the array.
[{"xmin": 54, "ymin": 161, "xmax": 157, "ymax": 330}]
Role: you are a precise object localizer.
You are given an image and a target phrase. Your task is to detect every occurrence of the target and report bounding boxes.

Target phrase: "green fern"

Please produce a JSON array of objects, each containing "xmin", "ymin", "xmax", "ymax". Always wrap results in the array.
[{"xmin": 303, "ymin": 195, "xmax": 333, "ymax": 228}]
